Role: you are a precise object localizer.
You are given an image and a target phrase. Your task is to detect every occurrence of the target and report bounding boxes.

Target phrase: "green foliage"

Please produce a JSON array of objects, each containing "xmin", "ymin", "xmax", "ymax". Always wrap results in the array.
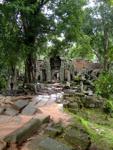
[
  {"xmin": 0, "ymin": 0, "xmax": 113, "ymax": 87},
  {"xmin": 95, "ymin": 72, "xmax": 113, "ymax": 98},
  {"xmin": 0, "ymin": 0, "xmax": 88, "ymax": 84},
  {"xmin": 104, "ymin": 98, "xmax": 113, "ymax": 114},
  {"xmin": 83, "ymin": 1, "xmax": 113, "ymax": 69},
  {"xmin": 0, "ymin": 62, "xmax": 7, "ymax": 90},
  {"xmin": 0, "ymin": 75, "xmax": 7, "ymax": 90},
  {"xmin": 68, "ymin": 35, "xmax": 93, "ymax": 60}
]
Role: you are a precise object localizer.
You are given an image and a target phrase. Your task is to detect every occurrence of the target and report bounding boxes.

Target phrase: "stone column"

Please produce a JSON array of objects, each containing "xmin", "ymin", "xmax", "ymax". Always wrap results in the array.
[
  {"xmin": 45, "ymin": 59, "xmax": 51, "ymax": 82},
  {"xmin": 36, "ymin": 61, "xmax": 39, "ymax": 81},
  {"xmin": 67, "ymin": 70, "xmax": 71, "ymax": 82},
  {"xmin": 40, "ymin": 71, "xmax": 43, "ymax": 82},
  {"xmin": 70, "ymin": 63, "xmax": 75, "ymax": 80},
  {"xmin": 60, "ymin": 60, "xmax": 65, "ymax": 82}
]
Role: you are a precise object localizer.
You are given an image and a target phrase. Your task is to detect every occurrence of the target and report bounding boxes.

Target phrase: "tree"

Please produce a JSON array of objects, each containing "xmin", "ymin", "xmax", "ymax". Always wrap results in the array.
[
  {"xmin": 0, "ymin": 0, "xmax": 86, "ymax": 84},
  {"xmin": 84, "ymin": 0, "xmax": 113, "ymax": 70}
]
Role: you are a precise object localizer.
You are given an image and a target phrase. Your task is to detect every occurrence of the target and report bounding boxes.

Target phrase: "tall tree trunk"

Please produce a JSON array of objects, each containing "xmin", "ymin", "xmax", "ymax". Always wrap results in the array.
[
  {"xmin": 20, "ymin": 0, "xmax": 50, "ymax": 84},
  {"xmin": 103, "ymin": 27, "xmax": 109, "ymax": 71},
  {"xmin": 8, "ymin": 65, "xmax": 17, "ymax": 90},
  {"xmin": 24, "ymin": 53, "xmax": 36, "ymax": 83}
]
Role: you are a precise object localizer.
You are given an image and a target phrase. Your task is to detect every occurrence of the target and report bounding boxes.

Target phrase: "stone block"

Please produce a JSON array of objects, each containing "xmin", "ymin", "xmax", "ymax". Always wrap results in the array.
[
  {"xmin": 4, "ymin": 119, "xmax": 42, "ymax": 144},
  {"xmin": 39, "ymin": 137, "xmax": 72, "ymax": 150},
  {"xmin": 21, "ymin": 105, "xmax": 37, "ymax": 115},
  {"xmin": 0, "ymin": 108, "xmax": 5, "ymax": 114},
  {"xmin": 4, "ymin": 115, "xmax": 50, "ymax": 145},
  {"xmin": 45, "ymin": 127, "xmax": 62, "ymax": 137},
  {"xmin": 68, "ymin": 102, "xmax": 79, "ymax": 109},
  {"xmin": 34, "ymin": 114, "xmax": 50, "ymax": 124},
  {"xmin": 14, "ymin": 99, "xmax": 29, "ymax": 110},
  {"xmin": 64, "ymin": 128, "xmax": 90, "ymax": 150},
  {"xmin": 5, "ymin": 107, "xmax": 19, "ymax": 116}
]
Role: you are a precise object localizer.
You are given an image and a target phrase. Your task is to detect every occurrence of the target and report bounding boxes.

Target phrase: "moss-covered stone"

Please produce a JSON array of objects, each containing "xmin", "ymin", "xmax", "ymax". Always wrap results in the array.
[{"xmin": 64, "ymin": 128, "xmax": 90, "ymax": 150}]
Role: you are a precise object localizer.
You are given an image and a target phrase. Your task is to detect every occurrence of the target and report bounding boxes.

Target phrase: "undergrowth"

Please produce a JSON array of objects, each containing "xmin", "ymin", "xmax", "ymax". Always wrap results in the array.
[{"xmin": 65, "ymin": 108, "xmax": 113, "ymax": 149}]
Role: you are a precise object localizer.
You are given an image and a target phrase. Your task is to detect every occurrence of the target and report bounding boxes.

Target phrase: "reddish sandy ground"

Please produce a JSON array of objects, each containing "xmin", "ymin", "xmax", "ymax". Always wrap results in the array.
[
  {"xmin": 0, "ymin": 115, "xmax": 32, "ymax": 139},
  {"xmin": 38, "ymin": 103, "xmax": 71, "ymax": 126},
  {"xmin": 0, "ymin": 99, "xmax": 71, "ymax": 140}
]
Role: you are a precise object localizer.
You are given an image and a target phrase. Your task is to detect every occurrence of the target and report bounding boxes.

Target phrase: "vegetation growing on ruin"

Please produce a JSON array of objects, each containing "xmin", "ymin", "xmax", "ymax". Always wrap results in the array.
[
  {"xmin": 67, "ymin": 109, "xmax": 113, "ymax": 150},
  {"xmin": 1, "ymin": 1, "xmax": 113, "ymax": 150},
  {"xmin": 0, "ymin": 0, "xmax": 113, "ymax": 90}
]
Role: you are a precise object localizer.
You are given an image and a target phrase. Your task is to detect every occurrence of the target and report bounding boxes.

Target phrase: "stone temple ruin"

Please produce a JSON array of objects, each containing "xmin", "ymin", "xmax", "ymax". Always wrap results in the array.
[
  {"xmin": 36, "ymin": 56, "xmax": 101, "ymax": 83},
  {"xmin": 36, "ymin": 56, "xmax": 74, "ymax": 83},
  {"xmin": 0, "ymin": 57, "xmax": 105, "ymax": 150}
]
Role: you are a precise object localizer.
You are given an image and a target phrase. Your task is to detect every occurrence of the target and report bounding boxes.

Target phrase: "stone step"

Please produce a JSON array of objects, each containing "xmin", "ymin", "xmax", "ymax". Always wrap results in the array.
[{"xmin": 4, "ymin": 114, "xmax": 50, "ymax": 145}]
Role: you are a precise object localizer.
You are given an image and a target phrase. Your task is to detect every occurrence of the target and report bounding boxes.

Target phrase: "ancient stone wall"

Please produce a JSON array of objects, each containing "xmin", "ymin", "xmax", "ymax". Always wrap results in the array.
[
  {"xmin": 36, "ymin": 58, "xmax": 102, "ymax": 83},
  {"xmin": 72, "ymin": 59, "xmax": 91, "ymax": 72},
  {"xmin": 72, "ymin": 59, "xmax": 102, "ymax": 72}
]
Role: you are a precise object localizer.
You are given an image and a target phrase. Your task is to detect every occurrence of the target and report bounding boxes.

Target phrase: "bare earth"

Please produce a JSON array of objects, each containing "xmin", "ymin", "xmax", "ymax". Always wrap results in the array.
[{"xmin": 0, "ymin": 95, "xmax": 71, "ymax": 140}]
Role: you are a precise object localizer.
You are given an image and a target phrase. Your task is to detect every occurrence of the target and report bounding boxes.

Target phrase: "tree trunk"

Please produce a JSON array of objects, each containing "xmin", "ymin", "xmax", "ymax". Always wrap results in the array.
[
  {"xmin": 103, "ymin": 27, "xmax": 109, "ymax": 71},
  {"xmin": 24, "ymin": 53, "xmax": 36, "ymax": 83},
  {"xmin": 8, "ymin": 65, "xmax": 17, "ymax": 90}
]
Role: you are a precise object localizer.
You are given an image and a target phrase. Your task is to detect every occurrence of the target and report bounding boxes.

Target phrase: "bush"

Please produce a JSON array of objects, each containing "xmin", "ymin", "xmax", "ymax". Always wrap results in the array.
[
  {"xmin": 0, "ymin": 76, "xmax": 6, "ymax": 90},
  {"xmin": 104, "ymin": 99, "xmax": 113, "ymax": 114},
  {"xmin": 95, "ymin": 72, "xmax": 113, "ymax": 98}
]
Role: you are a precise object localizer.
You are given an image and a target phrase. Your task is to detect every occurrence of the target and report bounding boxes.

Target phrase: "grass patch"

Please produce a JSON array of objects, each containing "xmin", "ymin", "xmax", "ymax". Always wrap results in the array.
[{"xmin": 65, "ymin": 108, "xmax": 113, "ymax": 149}]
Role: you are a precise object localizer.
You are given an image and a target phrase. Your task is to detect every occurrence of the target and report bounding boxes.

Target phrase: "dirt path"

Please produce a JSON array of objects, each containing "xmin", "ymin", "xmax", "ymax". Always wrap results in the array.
[
  {"xmin": 0, "ymin": 115, "xmax": 32, "ymax": 139},
  {"xmin": 0, "ymin": 86, "xmax": 71, "ymax": 141},
  {"xmin": 38, "ymin": 103, "xmax": 71, "ymax": 125}
]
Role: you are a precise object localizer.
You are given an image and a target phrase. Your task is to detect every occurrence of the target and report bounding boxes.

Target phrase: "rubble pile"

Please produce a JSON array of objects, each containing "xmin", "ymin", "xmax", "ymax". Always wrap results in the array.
[{"xmin": 63, "ymin": 69, "xmax": 105, "ymax": 112}]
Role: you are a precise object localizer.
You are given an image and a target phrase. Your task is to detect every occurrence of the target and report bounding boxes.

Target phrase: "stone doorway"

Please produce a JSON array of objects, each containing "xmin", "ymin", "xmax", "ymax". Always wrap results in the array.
[
  {"xmin": 52, "ymin": 70, "xmax": 60, "ymax": 81},
  {"xmin": 42, "ymin": 69, "xmax": 47, "ymax": 81},
  {"xmin": 50, "ymin": 56, "xmax": 61, "ymax": 81}
]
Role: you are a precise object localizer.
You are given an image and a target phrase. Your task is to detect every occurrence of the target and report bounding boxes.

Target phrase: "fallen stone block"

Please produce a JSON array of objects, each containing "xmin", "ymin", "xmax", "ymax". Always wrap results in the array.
[
  {"xmin": 21, "ymin": 105, "xmax": 37, "ymax": 115},
  {"xmin": 4, "ymin": 115, "xmax": 50, "ymax": 145},
  {"xmin": 23, "ymin": 134, "xmax": 72, "ymax": 150},
  {"xmin": 64, "ymin": 128, "xmax": 90, "ymax": 150},
  {"xmin": 89, "ymin": 142, "xmax": 110, "ymax": 150},
  {"xmin": 14, "ymin": 99, "xmax": 29, "ymax": 110},
  {"xmin": 68, "ymin": 102, "xmax": 79, "ymax": 109},
  {"xmin": 39, "ymin": 137, "xmax": 72, "ymax": 150},
  {"xmin": 45, "ymin": 127, "xmax": 63, "ymax": 137},
  {"xmin": 83, "ymin": 96, "xmax": 104, "ymax": 108},
  {"xmin": 34, "ymin": 114, "xmax": 50, "ymax": 124},
  {"xmin": 0, "ymin": 107, "xmax": 5, "ymax": 114},
  {"xmin": 4, "ymin": 107, "xmax": 19, "ymax": 116}
]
